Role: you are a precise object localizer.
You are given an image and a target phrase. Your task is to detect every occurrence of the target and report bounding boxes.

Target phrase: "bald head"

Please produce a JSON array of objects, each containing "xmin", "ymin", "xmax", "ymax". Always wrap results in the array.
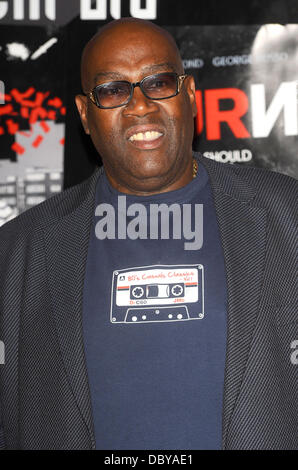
[{"xmin": 80, "ymin": 18, "xmax": 184, "ymax": 92}]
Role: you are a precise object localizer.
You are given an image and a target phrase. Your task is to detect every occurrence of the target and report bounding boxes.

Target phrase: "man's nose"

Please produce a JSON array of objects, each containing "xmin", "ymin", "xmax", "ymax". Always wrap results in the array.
[{"xmin": 123, "ymin": 85, "xmax": 158, "ymax": 117}]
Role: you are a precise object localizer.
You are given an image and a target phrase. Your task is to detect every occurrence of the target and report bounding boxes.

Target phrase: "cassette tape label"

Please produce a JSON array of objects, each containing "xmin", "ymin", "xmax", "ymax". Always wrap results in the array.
[{"xmin": 110, "ymin": 264, "xmax": 204, "ymax": 324}]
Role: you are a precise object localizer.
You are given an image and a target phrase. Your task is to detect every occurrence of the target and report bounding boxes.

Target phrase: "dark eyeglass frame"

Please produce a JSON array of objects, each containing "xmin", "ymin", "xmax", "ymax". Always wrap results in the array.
[{"xmin": 84, "ymin": 72, "xmax": 188, "ymax": 109}]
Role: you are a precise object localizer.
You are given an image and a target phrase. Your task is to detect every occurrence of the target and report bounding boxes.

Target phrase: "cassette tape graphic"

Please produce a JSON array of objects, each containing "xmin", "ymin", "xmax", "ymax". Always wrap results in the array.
[{"xmin": 110, "ymin": 264, "xmax": 204, "ymax": 324}]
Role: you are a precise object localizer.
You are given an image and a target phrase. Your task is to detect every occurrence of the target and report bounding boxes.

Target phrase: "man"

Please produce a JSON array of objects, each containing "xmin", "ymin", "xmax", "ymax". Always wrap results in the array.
[{"xmin": 0, "ymin": 18, "xmax": 297, "ymax": 450}]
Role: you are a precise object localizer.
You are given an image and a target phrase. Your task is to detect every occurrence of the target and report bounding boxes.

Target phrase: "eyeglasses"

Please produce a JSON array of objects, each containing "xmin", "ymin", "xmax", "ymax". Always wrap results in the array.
[{"xmin": 85, "ymin": 72, "xmax": 188, "ymax": 109}]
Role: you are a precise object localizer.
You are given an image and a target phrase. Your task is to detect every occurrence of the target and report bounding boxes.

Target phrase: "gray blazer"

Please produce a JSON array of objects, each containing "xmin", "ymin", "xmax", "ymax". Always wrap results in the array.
[{"xmin": 0, "ymin": 154, "xmax": 297, "ymax": 449}]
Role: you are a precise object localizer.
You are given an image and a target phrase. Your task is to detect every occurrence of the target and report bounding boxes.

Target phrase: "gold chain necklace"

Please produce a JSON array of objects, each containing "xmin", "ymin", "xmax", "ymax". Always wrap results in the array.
[{"xmin": 192, "ymin": 158, "xmax": 198, "ymax": 179}]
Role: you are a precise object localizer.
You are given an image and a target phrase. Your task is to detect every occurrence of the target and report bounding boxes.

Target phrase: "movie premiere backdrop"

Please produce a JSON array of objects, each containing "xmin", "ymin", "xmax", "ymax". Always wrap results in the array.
[{"xmin": 0, "ymin": 1, "xmax": 297, "ymax": 225}]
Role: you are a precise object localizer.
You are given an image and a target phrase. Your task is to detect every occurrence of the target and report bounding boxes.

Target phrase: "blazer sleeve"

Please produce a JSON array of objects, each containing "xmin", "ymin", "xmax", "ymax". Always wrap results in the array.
[{"xmin": 0, "ymin": 403, "xmax": 5, "ymax": 449}]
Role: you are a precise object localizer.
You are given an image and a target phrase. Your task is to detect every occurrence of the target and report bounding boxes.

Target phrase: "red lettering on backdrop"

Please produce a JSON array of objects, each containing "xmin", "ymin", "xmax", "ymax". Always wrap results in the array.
[
  {"xmin": 195, "ymin": 90, "xmax": 203, "ymax": 134},
  {"xmin": 39, "ymin": 121, "xmax": 50, "ymax": 133},
  {"xmin": 0, "ymin": 87, "xmax": 66, "ymax": 155},
  {"xmin": 0, "ymin": 104, "xmax": 14, "ymax": 116},
  {"xmin": 205, "ymin": 88, "xmax": 250, "ymax": 140},
  {"xmin": 11, "ymin": 142, "xmax": 25, "ymax": 155},
  {"xmin": 10, "ymin": 88, "xmax": 49, "ymax": 108},
  {"xmin": 32, "ymin": 135, "xmax": 44, "ymax": 148},
  {"xmin": 6, "ymin": 119, "xmax": 19, "ymax": 134}
]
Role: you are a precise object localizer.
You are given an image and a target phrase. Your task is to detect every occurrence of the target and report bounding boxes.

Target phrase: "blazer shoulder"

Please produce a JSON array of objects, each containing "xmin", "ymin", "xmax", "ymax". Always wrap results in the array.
[
  {"xmin": 233, "ymin": 162, "xmax": 297, "ymax": 185},
  {"xmin": 236, "ymin": 164, "xmax": 298, "ymax": 204},
  {"xmin": 207, "ymin": 155, "xmax": 297, "ymax": 188},
  {"xmin": 196, "ymin": 153, "xmax": 297, "ymax": 206},
  {"xmin": 224, "ymin": 165, "xmax": 297, "ymax": 227}
]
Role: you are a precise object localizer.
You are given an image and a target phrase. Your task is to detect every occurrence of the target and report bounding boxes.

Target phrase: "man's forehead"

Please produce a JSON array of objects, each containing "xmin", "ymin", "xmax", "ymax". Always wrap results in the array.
[
  {"xmin": 88, "ymin": 30, "xmax": 177, "ymax": 63},
  {"xmin": 81, "ymin": 20, "xmax": 182, "ymax": 89}
]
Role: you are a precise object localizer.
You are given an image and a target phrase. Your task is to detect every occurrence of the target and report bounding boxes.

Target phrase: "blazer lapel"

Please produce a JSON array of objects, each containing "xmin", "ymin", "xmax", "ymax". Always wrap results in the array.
[
  {"xmin": 197, "ymin": 155, "xmax": 268, "ymax": 449},
  {"xmin": 43, "ymin": 168, "xmax": 102, "ymax": 449}
]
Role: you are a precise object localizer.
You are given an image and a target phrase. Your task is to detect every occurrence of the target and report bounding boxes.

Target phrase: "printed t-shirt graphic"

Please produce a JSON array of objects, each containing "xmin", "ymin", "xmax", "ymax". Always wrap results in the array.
[{"xmin": 111, "ymin": 264, "xmax": 204, "ymax": 323}]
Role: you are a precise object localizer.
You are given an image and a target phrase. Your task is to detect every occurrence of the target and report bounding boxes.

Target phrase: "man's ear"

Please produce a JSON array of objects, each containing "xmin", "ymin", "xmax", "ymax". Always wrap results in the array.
[
  {"xmin": 75, "ymin": 94, "xmax": 90, "ymax": 135},
  {"xmin": 185, "ymin": 75, "xmax": 197, "ymax": 118}
]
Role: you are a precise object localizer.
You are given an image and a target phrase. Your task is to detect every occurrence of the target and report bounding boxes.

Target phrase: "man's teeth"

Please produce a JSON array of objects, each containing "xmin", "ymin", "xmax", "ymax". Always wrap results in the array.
[{"xmin": 129, "ymin": 131, "xmax": 163, "ymax": 142}]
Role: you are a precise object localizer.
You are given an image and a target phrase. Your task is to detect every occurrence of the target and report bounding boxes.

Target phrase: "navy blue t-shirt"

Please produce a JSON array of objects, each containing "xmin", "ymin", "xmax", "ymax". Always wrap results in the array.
[{"xmin": 83, "ymin": 162, "xmax": 227, "ymax": 449}]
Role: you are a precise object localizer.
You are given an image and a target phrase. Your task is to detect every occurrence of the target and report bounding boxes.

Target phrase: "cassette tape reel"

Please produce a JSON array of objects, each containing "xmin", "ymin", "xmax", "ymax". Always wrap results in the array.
[{"xmin": 110, "ymin": 264, "xmax": 204, "ymax": 324}]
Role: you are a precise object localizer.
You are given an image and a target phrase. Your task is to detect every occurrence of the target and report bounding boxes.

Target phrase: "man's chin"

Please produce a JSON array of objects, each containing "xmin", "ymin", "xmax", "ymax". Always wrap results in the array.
[{"xmin": 118, "ymin": 168, "xmax": 179, "ymax": 195}]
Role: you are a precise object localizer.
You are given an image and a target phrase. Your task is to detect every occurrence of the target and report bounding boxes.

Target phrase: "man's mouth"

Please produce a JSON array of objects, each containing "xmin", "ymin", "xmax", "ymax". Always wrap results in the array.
[
  {"xmin": 126, "ymin": 125, "xmax": 165, "ymax": 149},
  {"xmin": 129, "ymin": 131, "xmax": 163, "ymax": 142}
]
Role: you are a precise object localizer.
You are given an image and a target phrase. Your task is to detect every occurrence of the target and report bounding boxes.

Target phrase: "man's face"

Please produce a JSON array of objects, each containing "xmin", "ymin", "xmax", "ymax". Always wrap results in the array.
[{"xmin": 76, "ymin": 24, "xmax": 197, "ymax": 194}]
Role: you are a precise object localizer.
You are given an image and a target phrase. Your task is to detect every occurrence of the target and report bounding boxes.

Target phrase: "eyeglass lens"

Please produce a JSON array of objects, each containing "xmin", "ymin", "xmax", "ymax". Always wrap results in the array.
[{"xmin": 94, "ymin": 73, "xmax": 178, "ymax": 108}]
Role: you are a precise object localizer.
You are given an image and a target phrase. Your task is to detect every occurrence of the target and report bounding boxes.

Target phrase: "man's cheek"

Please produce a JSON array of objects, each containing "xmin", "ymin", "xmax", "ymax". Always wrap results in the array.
[{"xmin": 90, "ymin": 119, "xmax": 107, "ymax": 140}]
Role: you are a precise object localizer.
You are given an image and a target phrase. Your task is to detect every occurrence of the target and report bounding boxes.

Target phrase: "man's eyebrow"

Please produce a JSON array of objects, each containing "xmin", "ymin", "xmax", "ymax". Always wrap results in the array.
[
  {"xmin": 93, "ymin": 71, "xmax": 123, "ymax": 84},
  {"xmin": 141, "ymin": 63, "xmax": 177, "ymax": 74},
  {"xmin": 93, "ymin": 63, "xmax": 178, "ymax": 85}
]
